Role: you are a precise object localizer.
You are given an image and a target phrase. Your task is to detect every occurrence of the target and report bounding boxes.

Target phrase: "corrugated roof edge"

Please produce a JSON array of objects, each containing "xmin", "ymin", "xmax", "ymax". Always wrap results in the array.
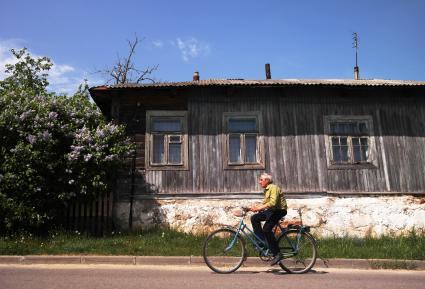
[{"xmin": 90, "ymin": 79, "xmax": 425, "ymax": 90}]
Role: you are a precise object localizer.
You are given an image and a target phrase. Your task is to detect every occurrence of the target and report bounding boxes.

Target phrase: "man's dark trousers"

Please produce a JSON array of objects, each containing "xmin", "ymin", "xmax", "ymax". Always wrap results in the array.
[{"xmin": 251, "ymin": 209, "xmax": 287, "ymax": 256}]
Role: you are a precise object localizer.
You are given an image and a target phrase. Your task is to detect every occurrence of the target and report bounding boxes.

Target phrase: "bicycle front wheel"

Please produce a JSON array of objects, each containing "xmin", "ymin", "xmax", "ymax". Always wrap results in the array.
[
  {"xmin": 202, "ymin": 228, "xmax": 246, "ymax": 273},
  {"xmin": 277, "ymin": 229, "xmax": 317, "ymax": 274}
]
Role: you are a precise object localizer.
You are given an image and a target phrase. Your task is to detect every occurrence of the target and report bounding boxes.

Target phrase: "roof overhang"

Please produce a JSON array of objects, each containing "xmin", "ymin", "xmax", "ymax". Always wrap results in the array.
[{"xmin": 89, "ymin": 79, "xmax": 425, "ymax": 116}]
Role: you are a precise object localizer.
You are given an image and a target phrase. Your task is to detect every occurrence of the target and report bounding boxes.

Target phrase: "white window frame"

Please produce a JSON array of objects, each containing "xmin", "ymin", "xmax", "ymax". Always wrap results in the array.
[
  {"xmin": 223, "ymin": 112, "xmax": 265, "ymax": 170},
  {"xmin": 324, "ymin": 115, "xmax": 378, "ymax": 169},
  {"xmin": 146, "ymin": 111, "xmax": 189, "ymax": 170}
]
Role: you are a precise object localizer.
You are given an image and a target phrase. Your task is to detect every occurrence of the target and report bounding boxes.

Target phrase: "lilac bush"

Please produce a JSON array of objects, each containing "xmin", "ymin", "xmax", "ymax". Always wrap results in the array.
[{"xmin": 0, "ymin": 48, "xmax": 134, "ymax": 234}]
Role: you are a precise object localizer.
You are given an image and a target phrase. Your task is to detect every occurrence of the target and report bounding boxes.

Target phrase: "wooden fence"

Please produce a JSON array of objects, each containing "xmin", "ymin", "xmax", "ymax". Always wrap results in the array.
[{"xmin": 61, "ymin": 192, "xmax": 114, "ymax": 236}]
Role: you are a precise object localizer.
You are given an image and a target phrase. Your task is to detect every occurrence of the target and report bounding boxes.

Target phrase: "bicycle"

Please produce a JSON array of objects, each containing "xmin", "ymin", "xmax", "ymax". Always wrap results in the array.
[{"xmin": 202, "ymin": 207, "xmax": 317, "ymax": 274}]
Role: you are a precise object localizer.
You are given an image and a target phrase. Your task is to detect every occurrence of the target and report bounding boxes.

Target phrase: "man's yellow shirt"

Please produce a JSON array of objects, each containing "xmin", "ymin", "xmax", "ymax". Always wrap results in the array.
[{"xmin": 262, "ymin": 183, "xmax": 287, "ymax": 210}]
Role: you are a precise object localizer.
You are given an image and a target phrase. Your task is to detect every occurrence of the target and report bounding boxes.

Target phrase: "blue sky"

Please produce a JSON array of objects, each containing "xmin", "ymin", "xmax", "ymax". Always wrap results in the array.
[{"xmin": 1, "ymin": 0, "xmax": 424, "ymax": 94}]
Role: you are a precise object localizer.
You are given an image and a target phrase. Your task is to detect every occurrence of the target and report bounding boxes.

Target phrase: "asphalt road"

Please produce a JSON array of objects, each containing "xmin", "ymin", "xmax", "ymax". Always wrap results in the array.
[{"xmin": 0, "ymin": 264, "xmax": 424, "ymax": 289}]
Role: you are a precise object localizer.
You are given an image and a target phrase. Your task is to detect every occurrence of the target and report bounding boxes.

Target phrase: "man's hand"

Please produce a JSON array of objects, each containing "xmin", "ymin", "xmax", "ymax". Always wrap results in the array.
[
  {"xmin": 250, "ymin": 204, "xmax": 268, "ymax": 212},
  {"xmin": 249, "ymin": 206, "xmax": 258, "ymax": 212}
]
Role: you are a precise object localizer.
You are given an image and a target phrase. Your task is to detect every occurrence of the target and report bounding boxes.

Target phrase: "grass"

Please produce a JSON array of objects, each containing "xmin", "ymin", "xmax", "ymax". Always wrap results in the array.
[
  {"xmin": 317, "ymin": 232, "xmax": 425, "ymax": 260},
  {"xmin": 0, "ymin": 229, "xmax": 204, "ymax": 256},
  {"xmin": 1, "ymin": 228, "xmax": 424, "ymax": 261},
  {"xmin": 369, "ymin": 260, "xmax": 418, "ymax": 270}
]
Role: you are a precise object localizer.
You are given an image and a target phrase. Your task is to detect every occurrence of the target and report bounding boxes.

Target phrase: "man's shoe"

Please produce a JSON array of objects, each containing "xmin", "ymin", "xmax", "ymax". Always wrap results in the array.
[{"xmin": 270, "ymin": 253, "xmax": 283, "ymax": 266}]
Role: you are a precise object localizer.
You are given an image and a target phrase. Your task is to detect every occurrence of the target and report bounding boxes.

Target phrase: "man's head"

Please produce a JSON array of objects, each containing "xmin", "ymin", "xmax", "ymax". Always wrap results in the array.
[{"xmin": 259, "ymin": 173, "xmax": 273, "ymax": 188}]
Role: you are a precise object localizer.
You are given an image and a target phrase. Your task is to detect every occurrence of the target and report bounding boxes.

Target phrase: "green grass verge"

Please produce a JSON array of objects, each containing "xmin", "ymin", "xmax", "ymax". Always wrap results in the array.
[
  {"xmin": 1, "ymin": 229, "xmax": 424, "ymax": 260},
  {"xmin": 317, "ymin": 232, "xmax": 425, "ymax": 260},
  {"xmin": 369, "ymin": 260, "xmax": 418, "ymax": 270},
  {"xmin": 0, "ymin": 229, "xmax": 204, "ymax": 256}
]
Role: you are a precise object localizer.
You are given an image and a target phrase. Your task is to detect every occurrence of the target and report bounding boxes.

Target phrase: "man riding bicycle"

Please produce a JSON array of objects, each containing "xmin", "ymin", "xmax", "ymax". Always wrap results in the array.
[{"xmin": 249, "ymin": 173, "xmax": 287, "ymax": 266}]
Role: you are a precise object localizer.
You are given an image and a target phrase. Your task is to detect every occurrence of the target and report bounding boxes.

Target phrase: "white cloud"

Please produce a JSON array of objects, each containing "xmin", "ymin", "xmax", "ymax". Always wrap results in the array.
[
  {"xmin": 0, "ymin": 39, "xmax": 93, "ymax": 95},
  {"xmin": 0, "ymin": 39, "xmax": 25, "ymax": 79},
  {"xmin": 175, "ymin": 37, "xmax": 210, "ymax": 62},
  {"xmin": 152, "ymin": 40, "xmax": 164, "ymax": 48}
]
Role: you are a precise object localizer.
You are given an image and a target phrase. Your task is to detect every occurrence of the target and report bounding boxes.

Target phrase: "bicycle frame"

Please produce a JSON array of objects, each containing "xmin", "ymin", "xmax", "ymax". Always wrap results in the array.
[
  {"xmin": 233, "ymin": 218, "xmax": 269, "ymax": 254},
  {"xmin": 229, "ymin": 212, "xmax": 307, "ymax": 258}
]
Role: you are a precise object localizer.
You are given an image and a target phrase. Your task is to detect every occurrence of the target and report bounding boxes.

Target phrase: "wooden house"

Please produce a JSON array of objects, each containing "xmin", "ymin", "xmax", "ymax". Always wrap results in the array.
[{"xmin": 89, "ymin": 74, "xmax": 425, "ymax": 235}]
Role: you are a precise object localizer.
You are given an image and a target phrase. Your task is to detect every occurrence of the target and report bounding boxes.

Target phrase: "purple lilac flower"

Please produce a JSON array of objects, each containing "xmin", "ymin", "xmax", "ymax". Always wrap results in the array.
[
  {"xmin": 48, "ymin": 112, "xmax": 58, "ymax": 119},
  {"xmin": 107, "ymin": 124, "xmax": 117, "ymax": 134},
  {"xmin": 96, "ymin": 128, "xmax": 105, "ymax": 138},
  {"xmin": 105, "ymin": 155, "xmax": 114, "ymax": 161},
  {"xmin": 70, "ymin": 145, "xmax": 83, "ymax": 152},
  {"xmin": 84, "ymin": 154, "xmax": 92, "ymax": 162},
  {"xmin": 68, "ymin": 153, "xmax": 79, "ymax": 161},
  {"xmin": 19, "ymin": 110, "xmax": 34, "ymax": 121},
  {"xmin": 27, "ymin": 135, "xmax": 36, "ymax": 144},
  {"xmin": 40, "ymin": 131, "xmax": 51, "ymax": 141}
]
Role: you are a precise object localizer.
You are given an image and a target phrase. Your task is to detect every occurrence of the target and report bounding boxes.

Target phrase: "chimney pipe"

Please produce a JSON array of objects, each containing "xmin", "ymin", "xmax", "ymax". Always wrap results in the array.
[
  {"xmin": 265, "ymin": 63, "xmax": 271, "ymax": 79},
  {"xmin": 354, "ymin": 66, "xmax": 360, "ymax": 80},
  {"xmin": 193, "ymin": 71, "xmax": 200, "ymax": 81}
]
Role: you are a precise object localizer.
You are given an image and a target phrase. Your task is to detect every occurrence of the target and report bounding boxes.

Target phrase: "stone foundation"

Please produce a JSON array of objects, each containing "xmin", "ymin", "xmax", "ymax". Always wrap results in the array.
[{"xmin": 114, "ymin": 195, "xmax": 425, "ymax": 237}]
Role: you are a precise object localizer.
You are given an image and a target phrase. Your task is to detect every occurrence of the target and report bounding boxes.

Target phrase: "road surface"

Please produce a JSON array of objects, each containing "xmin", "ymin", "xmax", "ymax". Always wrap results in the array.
[{"xmin": 0, "ymin": 264, "xmax": 424, "ymax": 289}]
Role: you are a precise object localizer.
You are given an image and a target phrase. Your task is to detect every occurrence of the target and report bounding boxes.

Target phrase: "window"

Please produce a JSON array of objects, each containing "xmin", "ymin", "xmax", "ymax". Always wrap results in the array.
[
  {"xmin": 146, "ymin": 111, "xmax": 188, "ymax": 170},
  {"xmin": 324, "ymin": 115, "xmax": 377, "ymax": 169},
  {"xmin": 223, "ymin": 112, "xmax": 264, "ymax": 169}
]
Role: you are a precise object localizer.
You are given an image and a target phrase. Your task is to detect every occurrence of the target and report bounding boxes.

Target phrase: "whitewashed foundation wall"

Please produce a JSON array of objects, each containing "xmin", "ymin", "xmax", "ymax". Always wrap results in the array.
[{"xmin": 114, "ymin": 195, "xmax": 425, "ymax": 237}]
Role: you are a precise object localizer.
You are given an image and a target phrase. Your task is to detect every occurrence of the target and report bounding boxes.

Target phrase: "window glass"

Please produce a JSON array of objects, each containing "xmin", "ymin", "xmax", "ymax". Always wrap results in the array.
[
  {"xmin": 327, "ymin": 117, "xmax": 374, "ymax": 167},
  {"xmin": 147, "ymin": 111, "xmax": 188, "ymax": 169},
  {"xmin": 229, "ymin": 135, "xmax": 241, "ymax": 163},
  {"xmin": 330, "ymin": 123, "xmax": 337, "ymax": 134},
  {"xmin": 331, "ymin": 136, "xmax": 349, "ymax": 163},
  {"xmin": 359, "ymin": 122, "xmax": 368, "ymax": 134},
  {"xmin": 362, "ymin": 145, "xmax": 369, "ymax": 160},
  {"xmin": 169, "ymin": 135, "xmax": 182, "ymax": 143},
  {"xmin": 332, "ymin": 146, "xmax": 341, "ymax": 162},
  {"xmin": 340, "ymin": 145, "xmax": 349, "ymax": 162},
  {"xmin": 228, "ymin": 118, "xmax": 257, "ymax": 133},
  {"xmin": 331, "ymin": 122, "xmax": 370, "ymax": 135},
  {"xmin": 153, "ymin": 134, "xmax": 165, "ymax": 164},
  {"xmin": 169, "ymin": 143, "xmax": 182, "ymax": 164},
  {"xmin": 353, "ymin": 145, "xmax": 361, "ymax": 162},
  {"xmin": 224, "ymin": 113, "xmax": 263, "ymax": 168},
  {"xmin": 332, "ymin": 122, "xmax": 356, "ymax": 135},
  {"xmin": 152, "ymin": 119, "xmax": 182, "ymax": 132},
  {"xmin": 245, "ymin": 135, "xmax": 257, "ymax": 163}
]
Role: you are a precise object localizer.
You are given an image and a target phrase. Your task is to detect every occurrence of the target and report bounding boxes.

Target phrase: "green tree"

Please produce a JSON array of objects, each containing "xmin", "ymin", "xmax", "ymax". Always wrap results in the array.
[
  {"xmin": 0, "ymin": 48, "xmax": 52, "ymax": 96},
  {"xmin": 0, "ymin": 48, "xmax": 133, "ymax": 235}
]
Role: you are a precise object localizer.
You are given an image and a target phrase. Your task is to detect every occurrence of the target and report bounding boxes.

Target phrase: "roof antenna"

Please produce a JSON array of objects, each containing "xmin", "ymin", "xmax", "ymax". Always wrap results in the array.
[{"xmin": 353, "ymin": 32, "xmax": 360, "ymax": 80}]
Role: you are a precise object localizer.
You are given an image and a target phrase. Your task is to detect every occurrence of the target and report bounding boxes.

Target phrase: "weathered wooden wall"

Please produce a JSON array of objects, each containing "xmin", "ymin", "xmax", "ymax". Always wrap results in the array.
[{"xmin": 115, "ymin": 86, "xmax": 425, "ymax": 196}]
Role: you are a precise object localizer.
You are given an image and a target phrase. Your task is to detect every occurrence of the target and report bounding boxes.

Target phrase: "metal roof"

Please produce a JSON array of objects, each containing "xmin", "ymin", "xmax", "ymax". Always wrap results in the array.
[{"xmin": 91, "ymin": 79, "xmax": 425, "ymax": 90}]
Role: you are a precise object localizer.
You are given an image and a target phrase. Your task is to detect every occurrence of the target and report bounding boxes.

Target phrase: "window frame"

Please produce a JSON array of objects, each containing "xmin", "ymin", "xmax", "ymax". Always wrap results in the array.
[
  {"xmin": 324, "ymin": 115, "xmax": 378, "ymax": 169},
  {"xmin": 146, "ymin": 111, "xmax": 189, "ymax": 170},
  {"xmin": 223, "ymin": 112, "xmax": 265, "ymax": 170}
]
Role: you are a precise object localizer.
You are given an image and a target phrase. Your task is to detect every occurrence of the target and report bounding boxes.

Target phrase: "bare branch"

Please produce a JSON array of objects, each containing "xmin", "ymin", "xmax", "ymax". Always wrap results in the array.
[{"xmin": 97, "ymin": 35, "xmax": 158, "ymax": 85}]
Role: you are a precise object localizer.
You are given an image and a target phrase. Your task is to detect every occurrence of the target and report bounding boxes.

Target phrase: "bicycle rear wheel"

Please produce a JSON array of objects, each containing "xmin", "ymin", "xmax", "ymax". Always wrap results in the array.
[
  {"xmin": 202, "ymin": 228, "xmax": 246, "ymax": 273},
  {"xmin": 277, "ymin": 229, "xmax": 317, "ymax": 274}
]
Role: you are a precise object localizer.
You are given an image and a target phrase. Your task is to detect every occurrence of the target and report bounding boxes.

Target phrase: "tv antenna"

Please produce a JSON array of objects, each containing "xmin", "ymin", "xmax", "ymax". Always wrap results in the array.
[{"xmin": 352, "ymin": 32, "xmax": 360, "ymax": 80}]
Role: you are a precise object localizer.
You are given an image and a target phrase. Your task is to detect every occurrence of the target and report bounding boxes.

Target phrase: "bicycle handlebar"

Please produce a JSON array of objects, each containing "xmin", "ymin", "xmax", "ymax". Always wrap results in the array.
[{"xmin": 233, "ymin": 207, "xmax": 305, "ymax": 227}]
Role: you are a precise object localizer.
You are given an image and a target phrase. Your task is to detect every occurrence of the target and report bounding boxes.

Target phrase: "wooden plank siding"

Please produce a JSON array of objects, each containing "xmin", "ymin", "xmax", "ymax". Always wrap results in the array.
[{"xmin": 114, "ymin": 86, "xmax": 425, "ymax": 196}]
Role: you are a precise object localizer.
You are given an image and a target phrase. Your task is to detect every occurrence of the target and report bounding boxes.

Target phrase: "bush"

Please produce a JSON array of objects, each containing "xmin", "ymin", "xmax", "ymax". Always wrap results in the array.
[{"xmin": 0, "ymin": 48, "xmax": 133, "ymax": 234}]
